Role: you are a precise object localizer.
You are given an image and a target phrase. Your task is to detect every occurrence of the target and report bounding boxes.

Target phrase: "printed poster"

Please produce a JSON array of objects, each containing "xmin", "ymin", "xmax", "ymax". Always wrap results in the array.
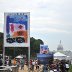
[
  {"xmin": 40, "ymin": 44, "xmax": 49, "ymax": 54},
  {"xmin": 4, "ymin": 12, "xmax": 30, "ymax": 47}
]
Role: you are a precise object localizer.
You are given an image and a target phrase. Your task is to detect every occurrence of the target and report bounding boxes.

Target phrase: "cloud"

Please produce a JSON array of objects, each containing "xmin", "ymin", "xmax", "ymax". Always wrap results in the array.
[
  {"xmin": 0, "ymin": 0, "xmax": 37, "ymax": 13},
  {"xmin": 30, "ymin": 27, "xmax": 70, "ymax": 34},
  {"xmin": 30, "ymin": 16, "xmax": 61, "ymax": 26},
  {"xmin": 0, "ymin": 0, "xmax": 72, "ymax": 33},
  {"xmin": 0, "ymin": 0, "xmax": 72, "ymax": 51},
  {"xmin": 37, "ymin": 0, "xmax": 64, "ymax": 9}
]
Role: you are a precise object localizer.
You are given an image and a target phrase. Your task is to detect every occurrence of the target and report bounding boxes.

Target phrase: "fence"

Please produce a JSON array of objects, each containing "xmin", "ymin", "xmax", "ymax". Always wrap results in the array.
[{"xmin": 0, "ymin": 65, "xmax": 18, "ymax": 72}]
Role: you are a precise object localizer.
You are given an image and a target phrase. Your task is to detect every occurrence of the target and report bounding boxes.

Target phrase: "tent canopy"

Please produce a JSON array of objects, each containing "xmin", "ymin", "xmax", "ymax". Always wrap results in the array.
[
  {"xmin": 54, "ymin": 52, "xmax": 67, "ymax": 60},
  {"xmin": 54, "ymin": 52, "xmax": 66, "ymax": 57},
  {"xmin": 15, "ymin": 55, "xmax": 23, "ymax": 58}
]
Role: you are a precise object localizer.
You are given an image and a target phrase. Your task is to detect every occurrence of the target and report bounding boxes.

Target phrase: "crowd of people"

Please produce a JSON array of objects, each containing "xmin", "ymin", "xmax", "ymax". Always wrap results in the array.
[
  {"xmin": 0, "ymin": 56, "xmax": 71, "ymax": 72},
  {"xmin": 29, "ymin": 59, "xmax": 70, "ymax": 72}
]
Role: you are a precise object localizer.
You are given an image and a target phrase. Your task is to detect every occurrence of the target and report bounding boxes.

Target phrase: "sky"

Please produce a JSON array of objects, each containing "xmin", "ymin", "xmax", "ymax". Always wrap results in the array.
[{"xmin": 0, "ymin": 0, "xmax": 72, "ymax": 51}]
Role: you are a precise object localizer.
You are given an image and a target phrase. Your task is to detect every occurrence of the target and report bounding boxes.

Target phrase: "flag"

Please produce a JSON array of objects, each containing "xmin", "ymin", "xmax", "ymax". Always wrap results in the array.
[{"xmin": 10, "ymin": 24, "xmax": 14, "ymax": 32}]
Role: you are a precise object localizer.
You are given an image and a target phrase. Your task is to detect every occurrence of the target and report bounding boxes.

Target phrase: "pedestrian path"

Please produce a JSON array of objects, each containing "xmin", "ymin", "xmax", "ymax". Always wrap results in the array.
[
  {"xmin": 19, "ymin": 65, "xmax": 28, "ymax": 72},
  {"xmin": 18, "ymin": 65, "xmax": 42, "ymax": 72}
]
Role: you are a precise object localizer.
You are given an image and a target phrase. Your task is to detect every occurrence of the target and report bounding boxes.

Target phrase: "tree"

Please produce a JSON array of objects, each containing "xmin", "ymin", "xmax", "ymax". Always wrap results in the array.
[{"xmin": 30, "ymin": 37, "xmax": 44, "ymax": 58}]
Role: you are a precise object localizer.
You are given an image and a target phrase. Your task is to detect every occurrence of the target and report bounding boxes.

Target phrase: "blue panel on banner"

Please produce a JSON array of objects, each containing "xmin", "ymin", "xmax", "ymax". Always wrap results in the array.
[{"xmin": 37, "ymin": 53, "xmax": 53, "ymax": 65}]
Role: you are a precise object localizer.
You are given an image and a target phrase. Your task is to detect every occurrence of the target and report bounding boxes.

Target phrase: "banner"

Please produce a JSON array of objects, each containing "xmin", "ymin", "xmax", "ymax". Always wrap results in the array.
[
  {"xmin": 40, "ymin": 45, "xmax": 49, "ymax": 54},
  {"xmin": 37, "ymin": 53, "xmax": 53, "ymax": 65},
  {"xmin": 4, "ymin": 12, "xmax": 30, "ymax": 47}
]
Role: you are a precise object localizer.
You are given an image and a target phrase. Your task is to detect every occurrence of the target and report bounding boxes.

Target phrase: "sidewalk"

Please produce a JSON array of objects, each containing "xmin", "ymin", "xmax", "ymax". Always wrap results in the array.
[
  {"xmin": 19, "ymin": 65, "xmax": 28, "ymax": 72},
  {"xmin": 18, "ymin": 65, "xmax": 41, "ymax": 72}
]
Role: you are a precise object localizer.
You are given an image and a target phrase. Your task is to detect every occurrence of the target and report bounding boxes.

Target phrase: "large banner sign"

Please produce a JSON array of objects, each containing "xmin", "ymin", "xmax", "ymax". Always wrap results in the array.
[
  {"xmin": 40, "ymin": 45, "xmax": 49, "ymax": 54},
  {"xmin": 4, "ymin": 12, "xmax": 30, "ymax": 47}
]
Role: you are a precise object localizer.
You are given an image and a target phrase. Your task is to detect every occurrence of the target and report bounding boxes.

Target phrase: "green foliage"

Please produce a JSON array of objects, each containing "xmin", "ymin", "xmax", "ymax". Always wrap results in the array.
[{"xmin": 30, "ymin": 37, "xmax": 44, "ymax": 57}]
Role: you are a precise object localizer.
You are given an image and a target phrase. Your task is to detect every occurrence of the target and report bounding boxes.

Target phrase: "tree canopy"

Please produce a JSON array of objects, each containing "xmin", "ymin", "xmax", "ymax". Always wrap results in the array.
[{"xmin": 30, "ymin": 37, "xmax": 44, "ymax": 57}]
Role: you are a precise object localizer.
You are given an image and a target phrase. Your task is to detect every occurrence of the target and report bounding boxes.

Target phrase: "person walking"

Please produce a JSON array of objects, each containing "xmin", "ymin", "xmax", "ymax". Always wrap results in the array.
[
  {"xmin": 20, "ymin": 58, "xmax": 25, "ymax": 70},
  {"xmin": 65, "ymin": 62, "xmax": 69, "ymax": 72},
  {"xmin": 43, "ymin": 64, "xmax": 48, "ymax": 72}
]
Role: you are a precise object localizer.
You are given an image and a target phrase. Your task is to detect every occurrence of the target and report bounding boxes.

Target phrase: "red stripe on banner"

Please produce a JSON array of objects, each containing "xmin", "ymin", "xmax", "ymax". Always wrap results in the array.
[{"xmin": 10, "ymin": 24, "xmax": 14, "ymax": 32}]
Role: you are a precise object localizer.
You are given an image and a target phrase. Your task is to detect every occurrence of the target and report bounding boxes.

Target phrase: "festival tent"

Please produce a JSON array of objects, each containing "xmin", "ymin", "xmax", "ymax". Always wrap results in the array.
[
  {"xmin": 66, "ymin": 56, "xmax": 71, "ymax": 60},
  {"xmin": 15, "ymin": 55, "xmax": 23, "ymax": 58},
  {"xmin": 54, "ymin": 52, "xmax": 67, "ymax": 60}
]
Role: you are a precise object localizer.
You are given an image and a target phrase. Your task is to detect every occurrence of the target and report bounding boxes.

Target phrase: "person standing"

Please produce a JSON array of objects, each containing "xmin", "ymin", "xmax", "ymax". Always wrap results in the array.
[
  {"xmin": 13, "ymin": 58, "xmax": 16, "ymax": 66},
  {"xmin": 56, "ymin": 62, "xmax": 60, "ymax": 72},
  {"xmin": 32, "ymin": 60, "xmax": 35, "ymax": 72},
  {"xmin": 9, "ymin": 59, "xmax": 12, "ymax": 66},
  {"xmin": 0, "ymin": 58, "xmax": 3, "ymax": 69},
  {"xmin": 0, "ymin": 58, "xmax": 2, "ymax": 66},
  {"xmin": 6, "ymin": 59, "xmax": 9, "ymax": 66},
  {"xmin": 30, "ymin": 59, "xmax": 32, "ymax": 70},
  {"xmin": 60, "ymin": 61, "xmax": 66, "ymax": 72},
  {"xmin": 65, "ymin": 62, "xmax": 69, "ymax": 72}
]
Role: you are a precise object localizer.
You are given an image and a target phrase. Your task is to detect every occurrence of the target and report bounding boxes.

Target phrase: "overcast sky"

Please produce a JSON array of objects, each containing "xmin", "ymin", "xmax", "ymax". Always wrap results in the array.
[{"xmin": 0, "ymin": 0, "xmax": 72, "ymax": 51}]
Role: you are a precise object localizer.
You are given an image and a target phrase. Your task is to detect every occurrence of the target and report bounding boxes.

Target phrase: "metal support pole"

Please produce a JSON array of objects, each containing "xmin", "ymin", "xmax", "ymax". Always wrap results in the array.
[
  {"xmin": 28, "ymin": 46, "xmax": 30, "ymax": 72},
  {"xmin": 3, "ymin": 46, "xmax": 5, "ymax": 65}
]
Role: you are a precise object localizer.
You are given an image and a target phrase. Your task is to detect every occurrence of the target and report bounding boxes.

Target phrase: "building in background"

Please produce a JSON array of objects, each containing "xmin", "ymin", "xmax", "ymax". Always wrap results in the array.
[{"xmin": 57, "ymin": 40, "xmax": 63, "ymax": 52}]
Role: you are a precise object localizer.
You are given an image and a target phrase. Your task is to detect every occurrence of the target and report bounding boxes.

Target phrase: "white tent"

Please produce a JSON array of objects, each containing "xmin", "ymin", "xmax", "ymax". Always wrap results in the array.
[
  {"xmin": 66, "ymin": 56, "xmax": 71, "ymax": 60},
  {"xmin": 54, "ymin": 52, "xmax": 67, "ymax": 60},
  {"xmin": 15, "ymin": 55, "xmax": 23, "ymax": 58}
]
